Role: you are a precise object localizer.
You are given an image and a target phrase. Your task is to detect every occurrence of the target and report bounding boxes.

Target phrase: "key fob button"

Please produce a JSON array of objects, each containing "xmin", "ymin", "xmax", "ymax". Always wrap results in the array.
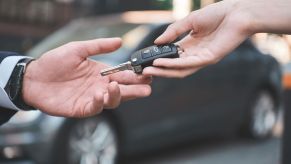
[
  {"xmin": 161, "ymin": 45, "xmax": 172, "ymax": 53},
  {"xmin": 141, "ymin": 49, "xmax": 152, "ymax": 59},
  {"xmin": 151, "ymin": 46, "xmax": 161, "ymax": 56}
]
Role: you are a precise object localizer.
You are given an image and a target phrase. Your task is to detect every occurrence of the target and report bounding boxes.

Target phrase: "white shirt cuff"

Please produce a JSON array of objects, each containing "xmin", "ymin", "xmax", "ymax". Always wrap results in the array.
[{"xmin": 0, "ymin": 56, "xmax": 33, "ymax": 111}]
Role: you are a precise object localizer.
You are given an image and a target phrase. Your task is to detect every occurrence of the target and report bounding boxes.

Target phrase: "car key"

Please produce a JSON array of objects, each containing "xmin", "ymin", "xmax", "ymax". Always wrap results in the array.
[{"xmin": 100, "ymin": 44, "xmax": 183, "ymax": 76}]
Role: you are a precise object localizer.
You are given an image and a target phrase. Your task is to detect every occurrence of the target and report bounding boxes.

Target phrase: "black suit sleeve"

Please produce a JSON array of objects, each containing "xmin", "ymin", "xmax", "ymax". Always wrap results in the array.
[
  {"xmin": 0, "ymin": 52, "xmax": 33, "ymax": 125},
  {"xmin": 0, "ymin": 107, "xmax": 17, "ymax": 125}
]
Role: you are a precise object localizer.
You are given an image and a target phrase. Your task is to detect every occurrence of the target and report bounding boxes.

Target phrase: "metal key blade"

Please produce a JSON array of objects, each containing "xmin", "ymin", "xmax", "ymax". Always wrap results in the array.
[{"xmin": 100, "ymin": 61, "xmax": 133, "ymax": 76}]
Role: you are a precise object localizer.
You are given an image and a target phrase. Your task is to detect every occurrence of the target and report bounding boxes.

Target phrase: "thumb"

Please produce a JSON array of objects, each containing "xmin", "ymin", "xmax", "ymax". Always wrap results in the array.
[
  {"xmin": 155, "ymin": 15, "xmax": 193, "ymax": 45},
  {"xmin": 71, "ymin": 37, "xmax": 122, "ymax": 59}
]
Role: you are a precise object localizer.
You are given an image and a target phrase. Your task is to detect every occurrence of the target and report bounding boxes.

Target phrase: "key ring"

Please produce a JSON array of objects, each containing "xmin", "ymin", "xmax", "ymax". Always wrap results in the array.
[{"xmin": 174, "ymin": 43, "xmax": 184, "ymax": 55}]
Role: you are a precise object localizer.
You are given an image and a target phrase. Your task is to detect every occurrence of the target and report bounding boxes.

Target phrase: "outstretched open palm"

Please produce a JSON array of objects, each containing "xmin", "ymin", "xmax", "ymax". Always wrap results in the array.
[{"xmin": 23, "ymin": 38, "xmax": 152, "ymax": 117}]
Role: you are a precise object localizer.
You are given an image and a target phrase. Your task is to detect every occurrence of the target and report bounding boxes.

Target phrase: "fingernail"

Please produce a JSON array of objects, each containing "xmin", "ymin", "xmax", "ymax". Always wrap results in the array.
[
  {"xmin": 111, "ymin": 37, "xmax": 121, "ymax": 40},
  {"xmin": 148, "ymin": 76, "xmax": 153, "ymax": 83},
  {"xmin": 152, "ymin": 59, "xmax": 160, "ymax": 66},
  {"xmin": 137, "ymin": 76, "xmax": 144, "ymax": 81},
  {"xmin": 111, "ymin": 81, "xmax": 118, "ymax": 84},
  {"xmin": 154, "ymin": 37, "xmax": 162, "ymax": 44},
  {"xmin": 190, "ymin": 30, "xmax": 198, "ymax": 36},
  {"xmin": 109, "ymin": 81, "xmax": 118, "ymax": 88},
  {"xmin": 154, "ymin": 39, "xmax": 159, "ymax": 44},
  {"xmin": 143, "ymin": 67, "xmax": 154, "ymax": 75}
]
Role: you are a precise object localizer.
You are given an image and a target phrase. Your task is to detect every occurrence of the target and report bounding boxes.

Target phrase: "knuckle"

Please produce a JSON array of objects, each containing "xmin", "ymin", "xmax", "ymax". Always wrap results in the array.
[
  {"xmin": 106, "ymin": 104, "xmax": 117, "ymax": 109},
  {"xmin": 90, "ymin": 105, "xmax": 103, "ymax": 116},
  {"xmin": 66, "ymin": 41, "xmax": 85, "ymax": 51},
  {"xmin": 209, "ymin": 56, "xmax": 221, "ymax": 65},
  {"xmin": 66, "ymin": 41, "xmax": 78, "ymax": 47},
  {"xmin": 208, "ymin": 59, "xmax": 217, "ymax": 65},
  {"xmin": 181, "ymin": 74, "xmax": 188, "ymax": 78},
  {"xmin": 70, "ymin": 107, "xmax": 82, "ymax": 118},
  {"xmin": 94, "ymin": 44, "xmax": 101, "ymax": 52},
  {"xmin": 135, "ymin": 87, "xmax": 151, "ymax": 97},
  {"xmin": 178, "ymin": 71, "xmax": 193, "ymax": 79},
  {"xmin": 109, "ymin": 100, "xmax": 120, "ymax": 109},
  {"xmin": 188, "ymin": 12, "xmax": 201, "ymax": 31},
  {"xmin": 177, "ymin": 73, "xmax": 186, "ymax": 79},
  {"xmin": 93, "ymin": 107, "xmax": 103, "ymax": 115},
  {"xmin": 188, "ymin": 11, "xmax": 197, "ymax": 20},
  {"xmin": 65, "ymin": 42, "xmax": 81, "ymax": 52},
  {"xmin": 167, "ymin": 24, "xmax": 178, "ymax": 33},
  {"xmin": 168, "ymin": 23, "xmax": 175, "ymax": 30},
  {"xmin": 113, "ymin": 102, "xmax": 121, "ymax": 108}
]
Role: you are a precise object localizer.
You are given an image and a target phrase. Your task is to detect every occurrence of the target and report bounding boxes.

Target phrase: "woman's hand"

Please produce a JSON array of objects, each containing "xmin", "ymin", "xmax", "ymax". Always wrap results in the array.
[{"xmin": 143, "ymin": 0, "xmax": 291, "ymax": 78}]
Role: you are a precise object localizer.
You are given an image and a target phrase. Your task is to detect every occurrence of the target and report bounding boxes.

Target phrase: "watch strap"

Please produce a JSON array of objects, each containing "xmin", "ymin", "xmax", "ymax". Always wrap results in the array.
[{"xmin": 5, "ymin": 58, "xmax": 36, "ymax": 111}]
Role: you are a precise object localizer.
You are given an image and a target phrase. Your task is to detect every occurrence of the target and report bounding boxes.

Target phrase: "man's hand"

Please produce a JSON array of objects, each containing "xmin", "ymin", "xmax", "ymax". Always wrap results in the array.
[
  {"xmin": 22, "ymin": 38, "xmax": 152, "ymax": 117},
  {"xmin": 143, "ymin": 0, "xmax": 291, "ymax": 78}
]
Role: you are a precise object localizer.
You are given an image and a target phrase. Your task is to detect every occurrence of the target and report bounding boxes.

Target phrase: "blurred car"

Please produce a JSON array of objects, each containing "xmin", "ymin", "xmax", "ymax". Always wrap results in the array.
[{"xmin": 0, "ymin": 11, "xmax": 283, "ymax": 164}]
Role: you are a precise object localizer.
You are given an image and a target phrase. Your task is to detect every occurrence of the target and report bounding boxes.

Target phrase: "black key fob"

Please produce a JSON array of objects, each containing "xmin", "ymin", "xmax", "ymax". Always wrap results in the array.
[{"xmin": 130, "ymin": 44, "xmax": 180, "ymax": 73}]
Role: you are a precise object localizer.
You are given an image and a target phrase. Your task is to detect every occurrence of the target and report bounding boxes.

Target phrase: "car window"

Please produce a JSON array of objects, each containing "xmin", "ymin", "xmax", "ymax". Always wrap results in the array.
[
  {"xmin": 27, "ymin": 20, "xmax": 153, "ymax": 65},
  {"xmin": 91, "ymin": 25, "xmax": 154, "ymax": 64}
]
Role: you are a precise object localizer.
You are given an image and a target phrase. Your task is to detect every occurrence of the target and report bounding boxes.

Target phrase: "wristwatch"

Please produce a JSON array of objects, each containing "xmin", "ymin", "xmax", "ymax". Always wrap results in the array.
[{"xmin": 5, "ymin": 58, "xmax": 36, "ymax": 111}]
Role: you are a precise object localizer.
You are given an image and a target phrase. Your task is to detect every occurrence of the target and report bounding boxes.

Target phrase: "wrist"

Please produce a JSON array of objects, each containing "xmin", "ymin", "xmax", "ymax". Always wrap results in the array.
[
  {"xmin": 226, "ymin": 0, "xmax": 257, "ymax": 36},
  {"xmin": 229, "ymin": 0, "xmax": 291, "ymax": 34},
  {"xmin": 4, "ymin": 58, "xmax": 36, "ymax": 110},
  {"xmin": 22, "ymin": 60, "xmax": 37, "ymax": 108}
]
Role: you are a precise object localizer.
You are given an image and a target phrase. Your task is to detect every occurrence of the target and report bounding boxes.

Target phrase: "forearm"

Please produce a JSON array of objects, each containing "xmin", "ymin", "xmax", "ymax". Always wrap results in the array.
[{"xmin": 231, "ymin": 0, "xmax": 291, "ymax": 34}]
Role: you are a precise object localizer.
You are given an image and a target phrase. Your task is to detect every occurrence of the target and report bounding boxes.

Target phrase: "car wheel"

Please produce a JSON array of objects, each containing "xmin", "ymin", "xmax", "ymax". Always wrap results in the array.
[
  {"xmin": 246, "ymin": 91, "xmax": 277, "ymax": 139},
  {"xmin": 66, "ymin": 117, "xmax": 118, "ymax": 164}
]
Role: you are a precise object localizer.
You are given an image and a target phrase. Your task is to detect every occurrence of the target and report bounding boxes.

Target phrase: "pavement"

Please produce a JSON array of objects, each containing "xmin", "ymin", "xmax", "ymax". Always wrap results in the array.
[
  {"xmin": 2, "ymin": 137, "xmax": 282, "ymax": 164},
  {"xmin": 125, "ymin": 137, "xmax": 281, "ymax": 164},
  {"xmin": 124, "ymin": 114, "xmax": 283, "ymax": 164}
]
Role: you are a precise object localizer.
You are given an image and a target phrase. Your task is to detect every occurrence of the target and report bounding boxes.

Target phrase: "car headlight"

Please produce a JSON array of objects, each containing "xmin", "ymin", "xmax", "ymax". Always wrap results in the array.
[
  {"xmin": 8, "ymin": 110, "xmax": 42, "ymax": 125},
  {"xmin": 284, "ymin": 74, "xmax": 291, "ymax": 89}
]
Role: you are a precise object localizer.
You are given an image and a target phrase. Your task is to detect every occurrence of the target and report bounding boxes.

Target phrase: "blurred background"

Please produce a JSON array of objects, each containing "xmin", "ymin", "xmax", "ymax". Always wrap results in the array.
[{"xmin": 0, "ymin": 0, "xmax": 291, "ymax": 164}]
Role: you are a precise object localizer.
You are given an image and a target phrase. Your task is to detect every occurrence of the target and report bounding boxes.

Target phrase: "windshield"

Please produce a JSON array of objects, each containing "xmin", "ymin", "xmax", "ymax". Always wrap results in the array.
[{"xmin": 27, "ymin": 18, "xmax": 152, "ymax": 65}]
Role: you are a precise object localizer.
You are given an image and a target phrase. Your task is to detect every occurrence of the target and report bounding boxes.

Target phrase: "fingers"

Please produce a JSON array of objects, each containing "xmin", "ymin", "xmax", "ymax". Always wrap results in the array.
[
  {"xmin": 152, "ymin": 56, "xmax": 213, "ymax": 69},
  {"xmin": 81, "ymin": 91, "xmax": 104, "ymax": 117},
  {"xmin": 67, "ymin": 38, "xmax": 122, "ymax": 59},
  {"xmin": 155, "ymin": 15, "xmax": 194, "ymax": 44},
  {"xmin": 83, "ymin": 81, "xmax": 151, "ymax": 115},
  {"xmin": 109, "ymin": 70, "xmax": 152, "ymax": 85},
  {"xmin": 97, "ymin": 82, "xmax": 152, "ymax": 109},
  {"xmin": 152, "ymin": 56, "xmax": 207, "ymax": 69},
  {"xmin": 107, "ymin": 71, "xmax": 152, "ymax": 104},
  {"xmin": 104, "ymin": 81, "xmax": 121, "ymax": 109},
  {"xmin": 152, "ymin": 45, "xmax": 218, "ymax": 69},
  {"xmin": 143, "ymin": 66, "xmax": 199, "ymax": 78},
  {"xmin": 119, "ymin": 84, "xmax": 152, "ymax": 101}
]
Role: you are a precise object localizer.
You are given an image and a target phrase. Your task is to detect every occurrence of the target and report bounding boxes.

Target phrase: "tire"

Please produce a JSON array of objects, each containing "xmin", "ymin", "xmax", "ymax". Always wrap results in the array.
[
  {"xmin": 243, "ymin": 90, "xmax": 278, "ymax": 139},
  {"xmin": 62, "ymin": 116, "xmax": 118, "ymax": 164}
]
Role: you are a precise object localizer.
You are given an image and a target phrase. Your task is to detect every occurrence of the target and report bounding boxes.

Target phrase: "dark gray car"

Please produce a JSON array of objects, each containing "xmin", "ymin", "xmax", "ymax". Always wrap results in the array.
[{"xmin": 0, "ymin": 13, "xmax": 282, "ymax": 164}]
